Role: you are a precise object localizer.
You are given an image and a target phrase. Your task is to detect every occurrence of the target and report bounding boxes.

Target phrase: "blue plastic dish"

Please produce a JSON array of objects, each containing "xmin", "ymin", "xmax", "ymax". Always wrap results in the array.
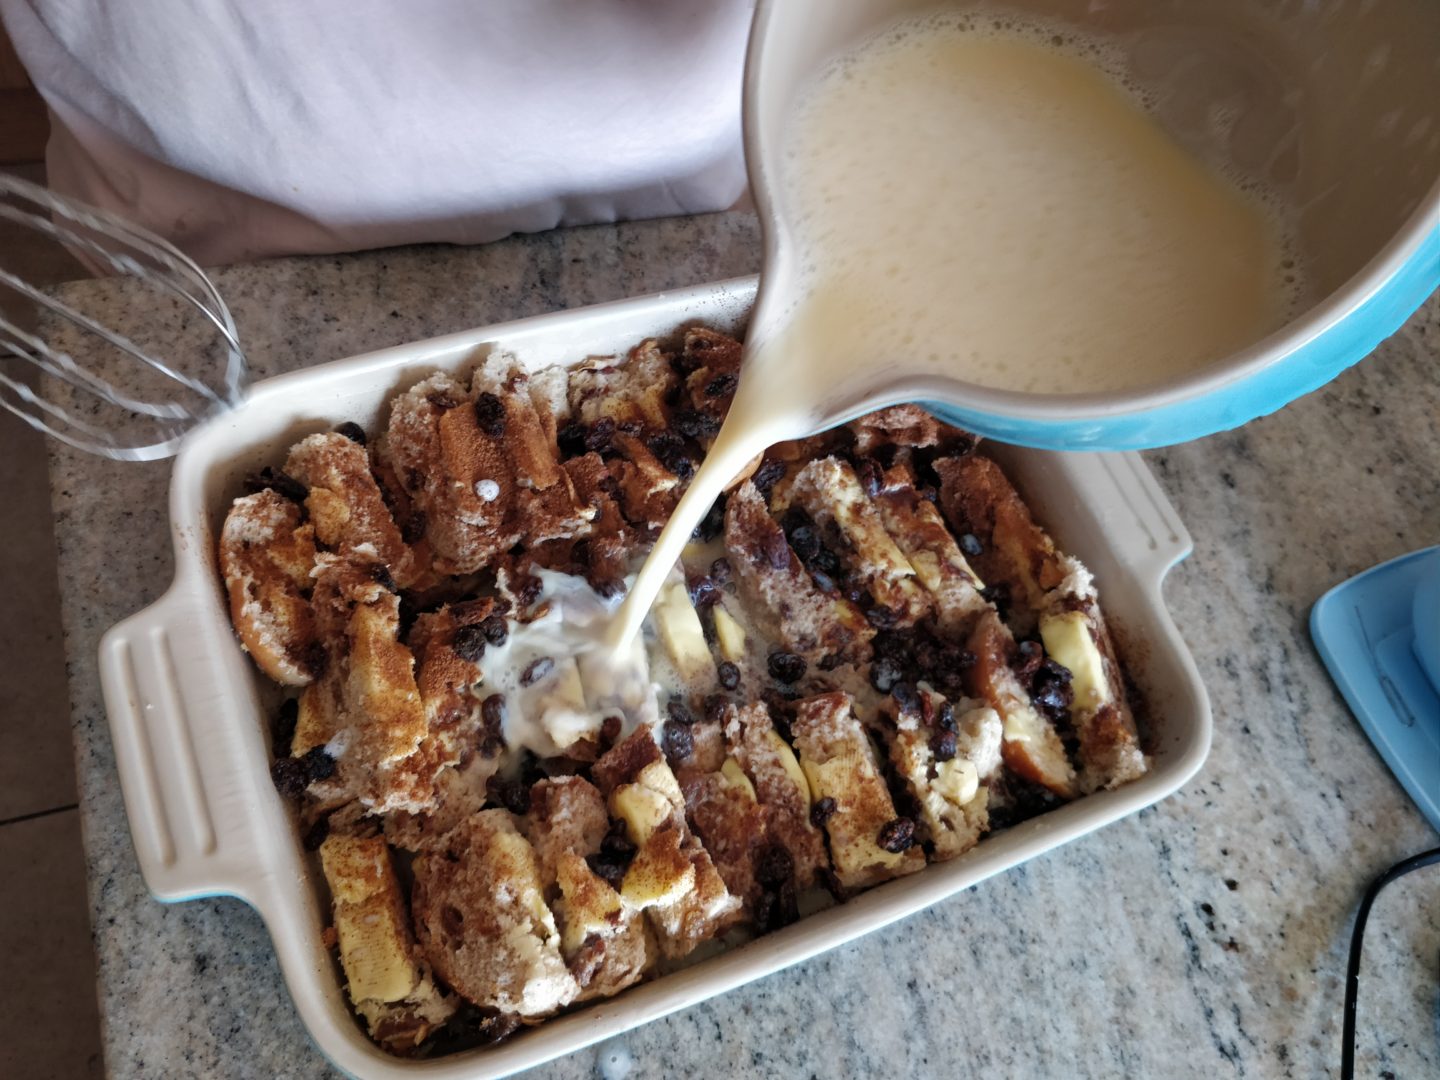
[{"xmin": 1311, "ymin": 547, "xmax": 1440, "ymax": 833}]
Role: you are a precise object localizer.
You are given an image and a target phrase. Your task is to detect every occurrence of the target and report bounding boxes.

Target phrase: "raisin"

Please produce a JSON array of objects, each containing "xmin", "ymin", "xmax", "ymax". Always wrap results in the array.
[
  {"xmin": 585, "ymin": 417, "xmax": 617, "ymax": 453},
  {"xmin": 440, "ymin": 1003, "xmax": 521, "ymax": 1052},
  {"xmin": 270, "ymin": 757, "xmax": 306, "ymax": 800},
  {"xmin": 768, "ymin": 651, "xmax": 807, "ymax": 684},
  {"xmin": 662, "ymin": 719, "xmax": 694, "ymax": 762},
  {"xmin": 396, "ymin": 598, "xmax": 419, "ymax": 643},
  {"xmin": 300, "ymin": 746, "xmax": 337, "ymax": 783},
  {"xmin": 647, "ymin": 431, "xmax": 693, "ymax": 477},
  {"xmin": 369, "ymin": 563, "xmax": 398, "ymax": 593},
  {"xmin": 480, "ymin": 614, "xmax": 509, "ymax": 646},
  {"xmin": 587, "ymin": 854, "xmax": 626, "ymax": 889},
  {"xmin": 474, "ymin": 392, "xmax": 506, "ymax": 438},
  {"xmin": 687, "ymin": 574, "xmax": 721, "ymax": 608},
  {"xmin": 980, "ymin": 582, "xmax": 1010, "ymax": 611},
  {"xmin": 692, "ymin": 496, "xmax": 727, "ymax": 542},
  {"xmin": 763, "ymin": 529, "xmax": 791, "ymax": 570},
  {"xmin": 709, "ymin": 557, "xmax": 732, "ymax": 586},
  {"xmin": 557, "ymin": 422, "xmax": 588, "ymax": 457},
  {"xmin": 673, "ymin": 408, "xmax": 721, "ymax": 439},
  {"xmin": 302, "ymin": 816, "xmax": 330, "ymax": 851},
  {"xmin": 666, "ymin": 698, "xmax": 696, "ymax": 726},
  {"xmin": 870, "ymin": 656, "xmax": 904, "ymax": 694},
  {"xmin": 959, "ymin": 533, "xmax": 984, "ymax": 557},
  {"xmin": 754, "ymin": 844, "xmax": 794, "ymax": 886},
  {"xmin": 481, "ymin": 694, "xmax": 506, "ymax": 744},
  {"xmin": 810, "ymin": 796, "xmax": 838, "ymax": 827},
  {"xmin": 445, "ymin": 624, "xmax": 485, "ymax": 664},
  {"xmin": 1030, "ymin": 659, "xmax": 1074, "ymax": 723},
  {"xmin": 752, "ymin": 458, "xmax": 787, "ymax": 495},
  {"xmin": 866, "ymin": 604, "xmax": 900, "ymax": 629},
  {"xmin": 788, "ymin": 524, "xmax": 820, "ymax": 563},
  {"xmin": 333, "ymin": 421, "xmax": 367, "ymax": 446},
  {"xmin": 817, "ymin": 653, "xmax": 841, "ymax": 672},
  {"xmin": 877, "ymin": 817, "xmax": 915, "ymax": 853},
  {"xmin": 272, "ymin": 698, "xmax": 298, "ymax": 757},
  {"xmin": 891, "ymin": 681, "xmax": 919, "ymax": 711},
  {"xmin": 401, "ymin": 510, "xmax": 427, "ymax": 544},
  {"xmin": 521, "ymin": 656, "xmax": 554, "ymax": 686},
  {"xmin": 704, "ymin": 372, "xmax": 739, "ymax": 398},
  {"xmin": 515, "ymin": 574, "xmax": 544, "ymax": 608},
  {"xmin": 937, "ymin": 702, "xmax": 957, "ymax": 732},
  {"xmin": 931, "ymin": 728, "xmax": 958, "ymax": 762},
  {"xmin": 600, "ymin": 829, "xmax": 636, "ymax": 858},
  {"xmin": 717, "ymin": 661, "xmax": 741, "ymax": 690},
  {"xmin": 426, "ymin": 390, "xmax": 459, "ymax": 411},
  {"xmin": 1011, "ymin": 639, "xmax": 1045, "ymax": 684},
  {"xmin": 856, "ymin": 457, "xmax": 883, "ymax": 496},
  {"xmin": 486, "ymin": 775, "xmax": 531, "ymax": 815},
  {"xmin": 244, "ymin": 466, "xmax": 308, "ymax": 504},
  {"xmin": 599, "ymin": 714, "xmax": 623, "ymax": 748},
  {"xmin": 302, "ymin": 639, "xmax": 328, "ymax": 679},
  {"xmin": 704, "ymin": 693, "xmax": 731, "ymax": 723}
]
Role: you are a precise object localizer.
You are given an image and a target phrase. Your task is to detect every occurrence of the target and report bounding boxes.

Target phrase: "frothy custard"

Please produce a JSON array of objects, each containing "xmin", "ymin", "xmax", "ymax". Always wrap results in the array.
[{"xmin": 774, "ymin": 13, "xmax": 1297, "ymax": 398}]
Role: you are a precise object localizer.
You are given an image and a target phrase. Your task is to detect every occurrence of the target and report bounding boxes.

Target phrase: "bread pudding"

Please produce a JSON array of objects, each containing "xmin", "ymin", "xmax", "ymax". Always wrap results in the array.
[{"xmin": 219, "ymin": 325, "xmax": 1146, "ymax": 1057}]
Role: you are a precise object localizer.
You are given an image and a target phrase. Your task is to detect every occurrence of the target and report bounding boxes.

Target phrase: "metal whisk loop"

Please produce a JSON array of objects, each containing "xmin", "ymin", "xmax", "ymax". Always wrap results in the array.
[{"xmin": 0, "ymin": 174, "xmax": 247, "ymax": 461}]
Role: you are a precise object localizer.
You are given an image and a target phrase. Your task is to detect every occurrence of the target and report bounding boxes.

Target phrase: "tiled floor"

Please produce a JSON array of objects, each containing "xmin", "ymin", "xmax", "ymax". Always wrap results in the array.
[{"xmin": 0, "ymin": 163, "xmax": 105, "ymax": 1079}]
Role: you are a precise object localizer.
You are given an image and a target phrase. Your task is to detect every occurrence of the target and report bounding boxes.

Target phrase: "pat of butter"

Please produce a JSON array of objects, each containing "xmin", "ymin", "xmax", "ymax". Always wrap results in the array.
[
  {"xmin": 713, "ymin": 604, "xmax": 747, "ymax": 662},
  {"xmin": 720, "ymin": 757, "xmax": 757, "ymax": 801},
  {"xmin": 934, "ymin": 758, "xmax": 979, "ymax": 806},
  {"xmin": 1040, "ymin": 610, "xmax": 1110, "ymax": 714},
  {"xmin": 767, "ymin": 730, "xmax": 812, "ymax": 802},
  {"xmin": 654, "ymin": 581, "xmax": 714, "ymax": 682}
]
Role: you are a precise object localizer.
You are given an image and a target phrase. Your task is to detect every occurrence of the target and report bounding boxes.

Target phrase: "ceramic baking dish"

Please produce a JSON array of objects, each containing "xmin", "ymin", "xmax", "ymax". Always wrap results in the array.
[{"xmin": 98, "ymin": 276, "xmax": 1211, "ymax": 1079}]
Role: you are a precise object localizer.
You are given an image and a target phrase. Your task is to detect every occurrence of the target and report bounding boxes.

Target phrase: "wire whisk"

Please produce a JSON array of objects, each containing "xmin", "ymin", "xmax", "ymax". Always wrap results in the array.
[{"xmin": 0, "ymin": 174, "xmax": 247, "ymax": 461}]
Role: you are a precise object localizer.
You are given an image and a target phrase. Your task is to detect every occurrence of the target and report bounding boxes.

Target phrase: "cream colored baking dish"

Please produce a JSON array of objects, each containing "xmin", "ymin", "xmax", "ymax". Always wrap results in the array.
[{"xmin": 98, "ymin": 277, "xmax": 1210, "ymax": 1079}]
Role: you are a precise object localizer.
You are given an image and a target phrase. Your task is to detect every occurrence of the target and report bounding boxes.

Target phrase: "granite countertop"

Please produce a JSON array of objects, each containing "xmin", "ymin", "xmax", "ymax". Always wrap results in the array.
[{"xmin": 45, "ymin": 211, "xmax": 1438, "ymax": 1079}]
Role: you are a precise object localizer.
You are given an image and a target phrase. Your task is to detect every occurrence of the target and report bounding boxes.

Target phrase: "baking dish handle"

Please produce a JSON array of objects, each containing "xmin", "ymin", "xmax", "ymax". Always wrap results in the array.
[
  {"xmin": 1085, "ymin": 451, "xmax": 1194, "ymax": 586},
  {"xmin": 99, "ymin": 578, "xmax": 277, "ymax": 904}
]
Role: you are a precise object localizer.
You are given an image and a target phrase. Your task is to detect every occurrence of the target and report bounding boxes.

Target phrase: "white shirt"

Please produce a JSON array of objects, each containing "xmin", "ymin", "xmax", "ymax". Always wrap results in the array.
[{"xmin": 1, "ymin": 0, "xmax": 753, "ymax": 264}]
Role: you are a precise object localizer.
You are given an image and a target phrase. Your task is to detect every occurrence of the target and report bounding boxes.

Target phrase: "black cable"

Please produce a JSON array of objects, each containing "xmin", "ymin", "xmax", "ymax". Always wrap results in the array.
[{"xmin": 1341, "ymin": 845, "xmax": 1440, "ymax": 1080}]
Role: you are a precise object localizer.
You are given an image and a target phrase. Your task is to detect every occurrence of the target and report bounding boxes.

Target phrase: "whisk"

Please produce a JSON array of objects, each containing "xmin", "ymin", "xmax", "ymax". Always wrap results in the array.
[{"xmin": 0, "ymin": 174, "xmax": 246, "ymax": 461}]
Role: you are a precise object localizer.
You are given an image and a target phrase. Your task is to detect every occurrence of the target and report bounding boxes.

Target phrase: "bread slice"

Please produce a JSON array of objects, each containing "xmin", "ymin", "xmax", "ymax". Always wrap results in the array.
[
  {"xmin": 527, "ymin": 776, "xmax": 653, "ymax": 999},
  {"xmin": 319, "ymin": 832, "xmax": 453, "ymax": 1054},
  {"xmin": 723, "ymin": 703, "xmax": 830, "ymax": 891},
  {"xmin": 967, "ymin": 609, "xmax": 1077, "ymax": 798},
  {"xmin": 871, "ymin": 473, "xmax": 989, "ymax": 639},
  {"xmin": 790, "ymin": 456, "xmax": 931, "ymax": 626},
  {"xmin": 411, "ymin": 809, "xmax": 579, "ymax": 1019},
  {"xmin": 568, "ymin": 337, "xmax": 677, "ymax": 432},
  {"xmin": 219, "ymin": 489, "xmax": 320, "ymax": 685},
  {"xmin": 878, "ymin": 687, "xmax": 1002, "ymax": 860},
  {"xmin": 292, "ymin": 554, "xmax": 439, "ymax": 814},
  {"xmin": 593, "ymin": 730, "xmax": 743, "ymax": 958},
  {"xmin": 285, "ymin": 431, "xmax": 424, "ymax": 588},
  {"xmin": 790, "ymin": 692, "xmax": 924, "ymax": 890},
  {"xmin": 380, "ymin": 373, "xmax": 517, "ymax": 575},
  {"xmin": 724, "ymin": 480, "xmax": 873, "ymax": 668},
  {"xmin": 935, "ymin": 454, "xmax": 1143, "ymax": 792},
  {"xmin": 469, "ymin": 352, "xmax": 593, "ymax": 545}
]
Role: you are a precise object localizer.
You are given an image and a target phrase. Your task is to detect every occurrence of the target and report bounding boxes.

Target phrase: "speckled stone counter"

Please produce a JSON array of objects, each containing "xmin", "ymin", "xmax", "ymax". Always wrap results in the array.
[{"xmin": 45, "ymin": 211, "xmax": 1439, "ymax": 1079}]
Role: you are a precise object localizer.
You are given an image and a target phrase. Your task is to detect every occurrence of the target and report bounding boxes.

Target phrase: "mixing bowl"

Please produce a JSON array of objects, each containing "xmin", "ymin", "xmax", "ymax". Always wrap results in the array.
[{"xmin": 744, "ymin": 0, "xmax": 1440, "ymax": 450}]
